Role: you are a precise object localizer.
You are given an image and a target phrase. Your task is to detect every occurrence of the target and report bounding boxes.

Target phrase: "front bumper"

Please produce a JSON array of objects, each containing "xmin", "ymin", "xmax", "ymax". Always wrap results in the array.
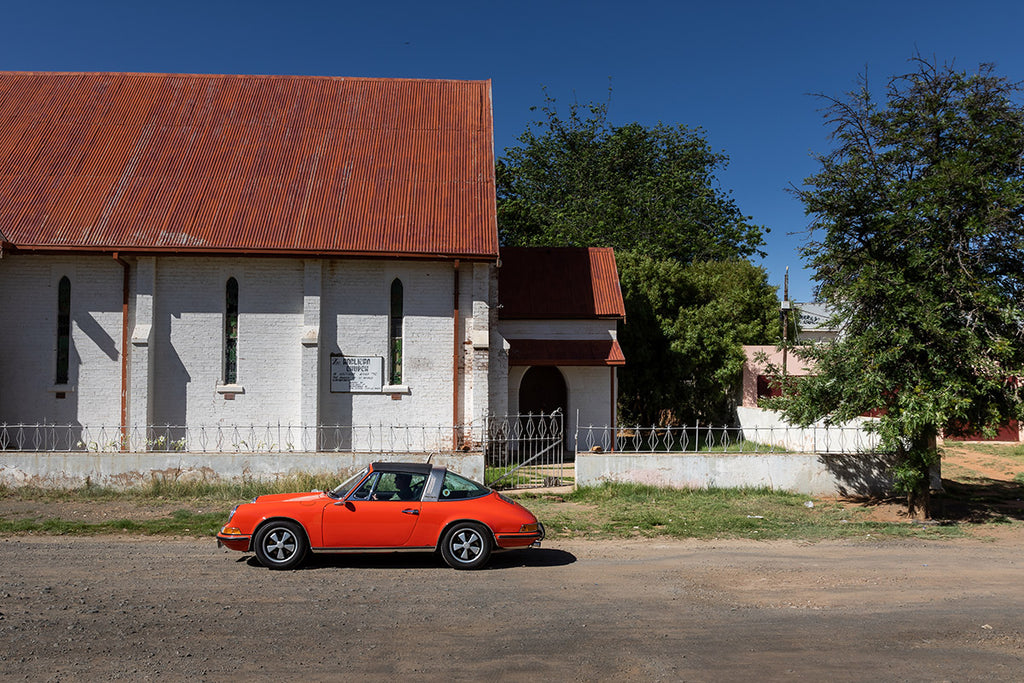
[{"xmin": 216, "ymin": 534, "xmax": 251, "ymax": 552}]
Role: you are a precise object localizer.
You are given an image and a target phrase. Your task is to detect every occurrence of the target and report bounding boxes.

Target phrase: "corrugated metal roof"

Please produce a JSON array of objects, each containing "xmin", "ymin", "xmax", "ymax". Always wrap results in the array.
[
  {"xmin": 499, "ymin": 247, "xmax": 626, "ymax": 319},
  {"xmin": 0, "ymin": 72, "xmax": 497, "ymax": 259},
  {"xmin": 506, "ymin": 339, "xmax": 625, "ymax": 366}
]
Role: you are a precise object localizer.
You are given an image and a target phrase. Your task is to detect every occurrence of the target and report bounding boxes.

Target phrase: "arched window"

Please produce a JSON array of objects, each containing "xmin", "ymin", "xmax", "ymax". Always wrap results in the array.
[
  {"xmin": 389, "ymin": 278, "xmax": 403, "ymax": 385},
  {"xmin": 56, "ymin": 276, "xmax": 71, "ymax": 384},
  {"xmin": 224, "ymin": 277, "xmax": 239, "ymax": 384}
]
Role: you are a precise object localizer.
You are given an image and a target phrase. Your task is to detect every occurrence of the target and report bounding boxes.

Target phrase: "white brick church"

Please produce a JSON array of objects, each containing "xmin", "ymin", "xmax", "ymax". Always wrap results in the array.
[{"xmin": 0, "ymin": 72, "xmax": 624, "ymax": 455}]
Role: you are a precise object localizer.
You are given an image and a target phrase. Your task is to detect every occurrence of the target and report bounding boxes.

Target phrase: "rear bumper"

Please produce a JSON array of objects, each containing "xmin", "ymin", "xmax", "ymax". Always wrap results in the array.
[{"xmin": 495, "ymin": 522, "xmax": 545, "ymax": 549}]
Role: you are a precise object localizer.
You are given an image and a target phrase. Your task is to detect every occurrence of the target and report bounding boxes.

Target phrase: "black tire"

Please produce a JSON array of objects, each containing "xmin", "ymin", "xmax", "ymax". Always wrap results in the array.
[
  {"xmin": 253, "ymin": 520, "xmax": 308, "ymax": 570},
  {"xmin": 440, "ymin": 522, "xmax": 492, "ymax": 570}
]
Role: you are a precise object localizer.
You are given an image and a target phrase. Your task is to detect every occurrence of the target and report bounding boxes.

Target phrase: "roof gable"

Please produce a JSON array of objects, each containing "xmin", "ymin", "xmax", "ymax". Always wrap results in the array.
[
  {"xmin": 0, "ymin": 72, "xmax": 497, "ymax": 259},
  {"xmin": 499, "ymin": 247, "xmax": 625, "ymax": 319}
]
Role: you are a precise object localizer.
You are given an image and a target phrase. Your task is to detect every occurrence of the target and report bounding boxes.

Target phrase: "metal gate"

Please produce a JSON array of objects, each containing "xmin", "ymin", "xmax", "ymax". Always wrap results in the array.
[{"xmin": 484, "ymin": 411, "xmax": 568, "ymax": 489}]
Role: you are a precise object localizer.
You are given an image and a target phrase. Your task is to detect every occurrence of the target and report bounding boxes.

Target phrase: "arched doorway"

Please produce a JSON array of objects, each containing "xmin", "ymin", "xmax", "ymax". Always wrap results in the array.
[
  {"xmin": 516, "ymin": 365, "xmax": 568, "ymax": 460},
  {"xmin": 518, "ymin": 366, "xmax": 567, "ymax": 416}
]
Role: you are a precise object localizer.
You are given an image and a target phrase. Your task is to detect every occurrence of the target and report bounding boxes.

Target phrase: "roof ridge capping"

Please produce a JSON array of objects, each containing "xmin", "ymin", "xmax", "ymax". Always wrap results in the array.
[{"xmin": 0, "ymin": 70, "xmax": 491, "ymax": 85}]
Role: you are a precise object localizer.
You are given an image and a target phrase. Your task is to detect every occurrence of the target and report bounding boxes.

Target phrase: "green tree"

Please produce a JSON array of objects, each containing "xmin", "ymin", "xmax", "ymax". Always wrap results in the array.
[
  {"xmin": 497, "ymin": 95, "xmax": 765, "ymax": 262},
  {"xmin": 498, "ymin": 95, "xmax": 777, "ymax": 424},
  {"xmin": 617, "ymin": 255, "xmax": 780, "ymax": 425},
  {"xmin": 773, "ymin": 57, "xmax": 1024, "ymax": 516}
]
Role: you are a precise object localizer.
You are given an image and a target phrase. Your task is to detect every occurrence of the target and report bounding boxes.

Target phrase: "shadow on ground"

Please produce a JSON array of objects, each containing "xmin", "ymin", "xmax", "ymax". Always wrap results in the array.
[
  {"xmin": 931, "ymin": 478, "xmax": 1024, "ymax": 523},
  {"xmin": 838, "ymin": 478, "xmax": 1024, "ymax": 523},
  {"xmin": 243, "ymin": 547, "xmax": 577, "ymax": 572}
]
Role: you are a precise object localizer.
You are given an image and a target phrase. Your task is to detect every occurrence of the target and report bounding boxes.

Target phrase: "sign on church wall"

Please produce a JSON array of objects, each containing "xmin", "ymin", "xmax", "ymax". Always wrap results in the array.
[{"xmin": 330, "ymin": 354, "xmax": 383, "ymax": 393}]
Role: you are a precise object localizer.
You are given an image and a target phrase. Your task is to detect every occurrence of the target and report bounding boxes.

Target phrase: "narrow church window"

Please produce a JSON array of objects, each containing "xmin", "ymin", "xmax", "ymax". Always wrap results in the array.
[
  {"xmin": 225, "ymin": 277, "xmax": 239, "ymax": 384},
  {"xmin": 389, "ymin": 278, "xmax": 403, "ymax": 385},
  {"xmin": 56, "ymin": 276, "xmax": 71, "ymax": 384}
]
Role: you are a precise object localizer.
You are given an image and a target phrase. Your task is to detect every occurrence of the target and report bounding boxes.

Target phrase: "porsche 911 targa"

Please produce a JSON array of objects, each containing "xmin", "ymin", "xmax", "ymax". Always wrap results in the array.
[{"xmin": 217, "ymin": 462, "xmax": 545, "ymax": 570}]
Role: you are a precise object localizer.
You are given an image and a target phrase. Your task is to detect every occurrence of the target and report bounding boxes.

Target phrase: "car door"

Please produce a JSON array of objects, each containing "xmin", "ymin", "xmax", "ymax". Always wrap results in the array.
[{"xmin": 320, "ymin": 472, "xmax": 425, "ymax": 549}]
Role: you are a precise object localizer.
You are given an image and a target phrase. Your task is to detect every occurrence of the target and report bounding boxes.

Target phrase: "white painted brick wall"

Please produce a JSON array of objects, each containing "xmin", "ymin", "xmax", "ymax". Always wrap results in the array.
[
  {"xmin": 2, "ymin": 254, "xmax": 496, "ymax": 441},
  {"xmin": 0, "ymin": 255, "xmax": 123, "ymax": 430},
  {"xmin": 320, "ymin": 259, "xmax": 465, "ymax": 433},
  {"xmin": 152, "ymin": 257, "xmax": 305, "ymax": 429}
]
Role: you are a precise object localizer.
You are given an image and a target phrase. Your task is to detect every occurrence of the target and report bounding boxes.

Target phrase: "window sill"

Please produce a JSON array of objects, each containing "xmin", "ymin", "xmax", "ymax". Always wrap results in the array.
[
  {"xmin": 216, "ymin": 384, "xmax": 246, "ymax": 395},
  {"xmin": 383, "ymin": 385, "xmax": 410, "ymax": 395},
  {"xmin": 48, "ymin": 384, "xmax": 75, "ymax": 393}
]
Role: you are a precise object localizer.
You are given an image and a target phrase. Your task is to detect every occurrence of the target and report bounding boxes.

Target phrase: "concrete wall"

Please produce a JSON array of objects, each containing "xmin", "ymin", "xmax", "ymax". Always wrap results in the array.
[
  {"xmin": 576, "ymin": 451, "xmax": 896, "ymax": 496},
  {"xmin": 0, "ymin": 451, "xmax": 484, "ymax": 489},
  {"xmin": 736, "ymin": 406, "xmax": 882, "ymax": 454}
]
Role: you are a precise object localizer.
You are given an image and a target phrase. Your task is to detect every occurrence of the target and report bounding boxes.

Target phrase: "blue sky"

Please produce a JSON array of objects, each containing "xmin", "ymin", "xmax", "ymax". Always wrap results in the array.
[{"xmin": 5, "ymin": 0, "xmax": 1024, "ymax": 302}]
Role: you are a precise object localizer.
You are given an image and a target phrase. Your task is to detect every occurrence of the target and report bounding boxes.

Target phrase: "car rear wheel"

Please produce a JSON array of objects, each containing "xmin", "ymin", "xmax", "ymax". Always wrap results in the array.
[
  {"xmin": 253, "ymin": 520, "xmax": 308, "ymax": 570},
  {"xmin": 440, "ymin": 522, "xmax": 492, "ymax": 570}
]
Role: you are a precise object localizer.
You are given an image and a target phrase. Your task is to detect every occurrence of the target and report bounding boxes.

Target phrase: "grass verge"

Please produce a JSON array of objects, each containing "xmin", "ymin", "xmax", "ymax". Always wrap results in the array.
[
  {"xmin": 514, "ymin": 483, "xmax": 965, "ymax": 541},
  {"xmin": 1, "ymin": 479, "xmax": 971, "ymax": 541}
]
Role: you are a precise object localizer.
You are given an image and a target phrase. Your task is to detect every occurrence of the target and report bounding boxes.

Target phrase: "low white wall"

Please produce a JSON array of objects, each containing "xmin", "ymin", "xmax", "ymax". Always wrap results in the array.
[
  {"xmin": 0, "ymin": 451, "xmax": 484, "ymax": 489},
  {"xmin": 736, "ymin": 406, "xmax": 882, "ymax": 454},
  {"xmin": 576, "ymin": 451, "xmax": 896, "ymax": 496}
]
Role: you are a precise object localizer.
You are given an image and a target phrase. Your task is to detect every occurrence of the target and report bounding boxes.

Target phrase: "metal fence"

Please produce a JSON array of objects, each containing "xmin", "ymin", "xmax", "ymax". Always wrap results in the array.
[
  {"xmin": 577, "ymin": 422, "xmax": 881, "ymax": 455},
  {"xmin": 484, "ymin": 411, "xmax": 568, "ymax": 489},
  {"xmin": 0, "ymin": 422, "xmax": 486, "ymax": 454},
  {"xmin": 0, "ymin": 414, "xmax": 571, "ymax": 489}
]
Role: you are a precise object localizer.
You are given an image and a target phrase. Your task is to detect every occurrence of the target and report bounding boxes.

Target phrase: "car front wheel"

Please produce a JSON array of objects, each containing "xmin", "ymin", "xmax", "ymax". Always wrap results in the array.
[
  {"xmin": 253, "ymin": 520, "xmax": 308, "ymax": 570},
  {"xmin": 440, "ymin": 522, "xmax": 492, "ymax": 570}
]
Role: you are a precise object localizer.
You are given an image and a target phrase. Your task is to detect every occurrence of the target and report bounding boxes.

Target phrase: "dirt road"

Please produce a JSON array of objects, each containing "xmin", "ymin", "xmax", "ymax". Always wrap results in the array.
[{"xmin": 2, "ymin": 533, "xmax": 1023, "ymax": 681}]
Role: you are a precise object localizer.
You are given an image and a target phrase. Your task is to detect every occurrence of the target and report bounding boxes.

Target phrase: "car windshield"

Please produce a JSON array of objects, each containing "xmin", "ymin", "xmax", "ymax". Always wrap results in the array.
[{"xmin": 328, "ymin": 468, "xmax": 368, "ymax": 499}]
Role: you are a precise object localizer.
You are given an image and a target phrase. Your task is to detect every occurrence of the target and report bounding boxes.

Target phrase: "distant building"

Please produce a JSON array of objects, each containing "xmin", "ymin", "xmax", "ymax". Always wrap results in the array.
[{"xmin": 795, "ymin": 302, "xmax": 839, "ymax": 343}]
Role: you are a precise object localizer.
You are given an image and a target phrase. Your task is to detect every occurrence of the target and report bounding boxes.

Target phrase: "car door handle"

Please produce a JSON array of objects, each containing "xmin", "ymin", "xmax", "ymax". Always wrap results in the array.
[{"xmin": 401, "ymin": 509, "xmax": 420, "ymax": 515}]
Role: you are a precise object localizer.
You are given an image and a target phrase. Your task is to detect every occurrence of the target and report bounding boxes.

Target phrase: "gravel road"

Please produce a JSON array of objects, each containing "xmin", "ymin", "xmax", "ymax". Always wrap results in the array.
[{"xmin": 2, "ymin": 534, "xmax": 1023, "ymax": 681}]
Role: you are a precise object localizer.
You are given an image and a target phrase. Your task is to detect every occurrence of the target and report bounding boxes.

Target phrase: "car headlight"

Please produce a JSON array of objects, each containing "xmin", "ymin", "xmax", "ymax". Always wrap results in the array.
[{"xmin": 227, "ymin": 504, "xmax": 240, "ymax": 521}]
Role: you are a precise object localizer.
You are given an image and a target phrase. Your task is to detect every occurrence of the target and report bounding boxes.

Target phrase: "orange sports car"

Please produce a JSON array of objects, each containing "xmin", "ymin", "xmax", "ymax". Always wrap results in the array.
[{"xmin": 216, "ymin": 461, "xmax": 545, "ymax": 570}]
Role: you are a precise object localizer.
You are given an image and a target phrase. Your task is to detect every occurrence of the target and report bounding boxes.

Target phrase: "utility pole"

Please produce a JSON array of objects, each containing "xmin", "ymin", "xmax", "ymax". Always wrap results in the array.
[{"xmin": 780, "ymin": 267, "xmax": 790, "ymax": 394}]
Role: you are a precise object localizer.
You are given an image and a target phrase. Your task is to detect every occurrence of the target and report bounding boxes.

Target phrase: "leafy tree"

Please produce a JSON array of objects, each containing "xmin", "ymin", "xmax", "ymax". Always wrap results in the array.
[
  {"xmin": 617, "ymin": 255, "xmax": 780, "ymax": 425},
  {"xmin": 772, "ymin": 57, "xmax": 1024, "ymax": 516},
  {"xmin": 497, "ymin": 95, "xmax": 765, "ymax": 262},
  {"xmin": 498, "ymin": 95, "xmax": 777, "ymax": 424}
]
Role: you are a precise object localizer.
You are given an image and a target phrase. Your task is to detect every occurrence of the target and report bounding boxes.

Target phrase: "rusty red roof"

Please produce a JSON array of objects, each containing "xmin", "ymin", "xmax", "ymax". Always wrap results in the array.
[
  {"xmin": 0, "ymin": 72, "xmax": 497, "ymax": 259},
  {"xmin": 506, "ymin": 339, "xmax": 625, "ymax": 366},
  {"xmin": 499, "ymin": 247, "xmax": 625, "ymax": 319}
]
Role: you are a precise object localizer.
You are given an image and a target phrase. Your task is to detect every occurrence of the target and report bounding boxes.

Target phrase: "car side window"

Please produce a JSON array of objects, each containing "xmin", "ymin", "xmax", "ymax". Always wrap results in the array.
[
  {"xmin": 372, "ymin": 473, "xmax": 426, "ymax": 501},
  {"xmin": 438, "ymin": 472, "xmax": 489, "ymax": 501},
  {"xmin": 349, "ymin": 473, "xmax": 379, "ymax": 500}
]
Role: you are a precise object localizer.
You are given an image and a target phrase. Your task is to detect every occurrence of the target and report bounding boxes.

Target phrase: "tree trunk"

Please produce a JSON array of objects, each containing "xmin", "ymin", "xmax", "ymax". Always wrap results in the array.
[{"xmin": 905, "ymin": 434, "xmax": 938, "ymax": 519}]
